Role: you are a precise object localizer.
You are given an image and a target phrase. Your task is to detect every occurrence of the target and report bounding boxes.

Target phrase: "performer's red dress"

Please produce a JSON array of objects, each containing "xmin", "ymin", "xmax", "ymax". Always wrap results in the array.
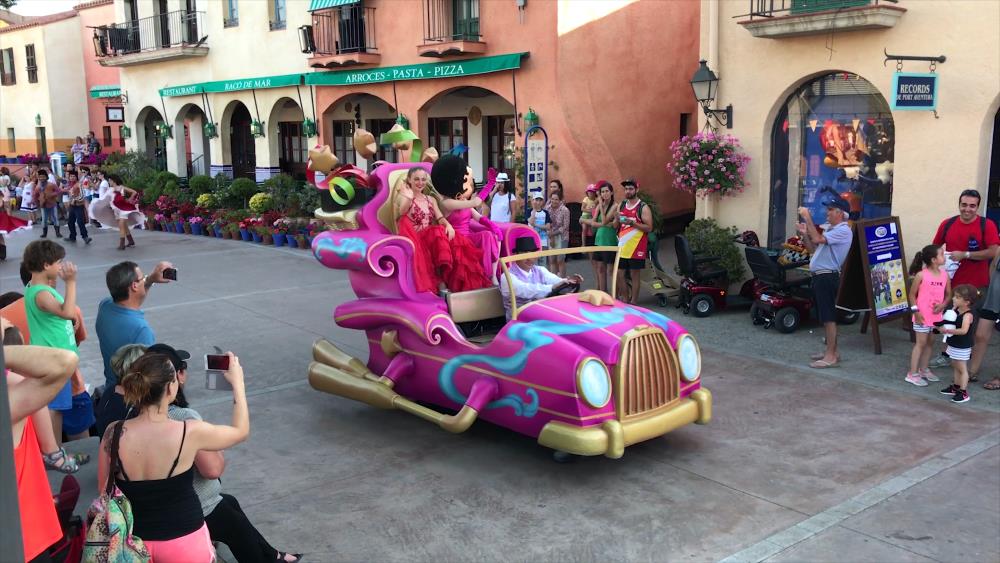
[
  {"xmin": 0, "ymin": 209, "xmax": 29, "ymax": 235},
  {"xmin": 397, "ymin": 194, "xmax": 491, "ymax": 294}
]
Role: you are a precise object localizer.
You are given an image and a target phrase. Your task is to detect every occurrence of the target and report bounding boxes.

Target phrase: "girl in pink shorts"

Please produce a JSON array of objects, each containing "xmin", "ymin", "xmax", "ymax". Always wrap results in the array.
[{"xmin": 906, "ymin": 244, "xmax": 950, "ymax": 386}]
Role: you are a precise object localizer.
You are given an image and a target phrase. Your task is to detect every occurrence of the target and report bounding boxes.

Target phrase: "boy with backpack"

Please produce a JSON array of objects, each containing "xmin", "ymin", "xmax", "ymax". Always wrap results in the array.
[{"xmin": 614, "ymin": 178, "xmax": 653, "ymax": 304}]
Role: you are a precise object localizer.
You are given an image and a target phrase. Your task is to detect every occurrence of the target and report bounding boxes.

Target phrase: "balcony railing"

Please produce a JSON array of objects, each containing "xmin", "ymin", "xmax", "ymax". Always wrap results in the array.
[
  {"xmin": 738, "ymin": 0, "xmax": 897, "ymax": 20},
  {"xmin": 94, "ymin": 10, "xmax": 206, "ymax": 59},
  {"xmin": 423, "ymin": 0, "xmax": 480, "ymax": 43},
  {"xmin": 312, "ymin": 5, "xmax": 377, "ymax": 55}
]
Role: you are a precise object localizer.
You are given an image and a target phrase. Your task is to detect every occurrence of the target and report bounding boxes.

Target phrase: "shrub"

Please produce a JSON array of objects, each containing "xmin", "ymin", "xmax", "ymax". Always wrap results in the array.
[
  {"xmin": 249, "ymin": 192, "xmax": 274, "ymax": 214},
  {"xmin": 188, "ymin": 175, "xmax": 213, "ymax": 195},
  {"xmin": 228, "ymin": 178, "xmax": 257, "ymax": 209},
  {"xmin": 196, "ymin": 193, "xmax": 218, "ymax": 209},
  {"xmin": 682, "ymin": 218, "xmax": 746, "ymax": 282},
  {"xmin": 101, "ymin": 150, "xmax": 158, "ymax": 187}
]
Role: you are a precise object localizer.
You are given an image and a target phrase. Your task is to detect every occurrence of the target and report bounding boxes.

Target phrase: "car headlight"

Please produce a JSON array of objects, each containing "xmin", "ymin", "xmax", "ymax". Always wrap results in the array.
[
  {"xmin": 677, "ymin": 334, "xmax": 701, "ymax": 382},
  {"xmin": 577, "ymin": 358, "xmax": 611, "ymax": 408}
]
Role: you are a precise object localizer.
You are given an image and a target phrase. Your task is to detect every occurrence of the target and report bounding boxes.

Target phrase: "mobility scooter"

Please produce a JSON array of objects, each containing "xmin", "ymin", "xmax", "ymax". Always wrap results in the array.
[
  {"xmin": 744, "ymin": 246, "xmax": 814, "ymax": 332},
  {"xmin": 675, "ymin": 233, "xmax": 768, "ymax": 317}
]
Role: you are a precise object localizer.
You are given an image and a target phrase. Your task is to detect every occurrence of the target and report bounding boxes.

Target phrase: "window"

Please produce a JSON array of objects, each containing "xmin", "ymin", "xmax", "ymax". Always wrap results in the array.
[
  {"xmin": 6, "ymin": 128, "xmax": 14, "ymax": 151},
  {"xmin": 428, "ymin": 117, "xmax": 467, "ymax": 160},
  {"xmin": 270, "ymin": 0, "xmax": 286, "ymax": 30},
  {"xmin": 330, "ymin": 120, "xmax": 356, "ymax": 165},
  {"xmin": 278, "ymin": 122, "xmax": 308, "ymax": 178},
  {"xmin": 486, "ymin": 115, "xmax": 515, "ymax": 174},
  {"xmin": 225, "ymin": 0, "xmax": 239, "ymax": 27},
  {"xmin": 768, "ymin": 72, "xmax": 894, "ymax": 248},
  {"xmin": 0, "ymin": 48, "xmax": 15, "ymax": 85},
  {"xmin": 103, "ymin": 126, "xmax": 113, "ymax": 147},
  {"xmin": 366, "ymin": 119, "xmax": 397, "ymax": 163},
  {"xmin": 25, "ymin": 44, "xmax": 37, "ymax": 83},
  {"xmin": 118, "ymin": 126, "xmax": 126, "ymax": 147},
  {"xmin": 680, "ymin": 113, "xmax": 691, "ymax": 138}
]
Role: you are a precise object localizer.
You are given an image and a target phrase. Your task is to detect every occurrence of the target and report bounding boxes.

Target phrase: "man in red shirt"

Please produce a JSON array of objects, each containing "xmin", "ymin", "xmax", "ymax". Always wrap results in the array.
[{"xmin": 932, "ymin": 188, "xmax": 1000, "ymax": 378}]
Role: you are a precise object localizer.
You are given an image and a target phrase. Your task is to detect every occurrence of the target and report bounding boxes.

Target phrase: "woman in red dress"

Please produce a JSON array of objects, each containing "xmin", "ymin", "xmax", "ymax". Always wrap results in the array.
[
  {"xmin": 89, "ymin": 173, "xmax": 145, "ymax": 250},
  {"xmin": 0, "ymin": 179, "xmax": 29, "ymax": 262},
  {"xmin": 395, "ymin": 167, "xmax": 491, "ymax": 294}
]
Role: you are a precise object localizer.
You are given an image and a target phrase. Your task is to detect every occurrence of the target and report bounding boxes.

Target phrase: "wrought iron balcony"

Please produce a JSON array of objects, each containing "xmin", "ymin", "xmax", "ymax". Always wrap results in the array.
[
  {"xmin": 93, "ymin": 10, "xmax": 208, "ymax": 67},
  {"xmin": 736, "ymin": 0, "xmax": 904, "ymax": 37},
  {"xmin": 308, "ymin": 5, "xmax": 379, "ymax": 68},
  {"xmin": 419, "ymin": 0, "xmax": 485, "ymax": 57}
]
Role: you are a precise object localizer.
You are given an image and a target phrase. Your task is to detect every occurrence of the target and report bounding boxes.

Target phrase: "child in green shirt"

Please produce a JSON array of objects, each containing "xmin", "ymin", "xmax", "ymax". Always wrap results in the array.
[{"xmin": 23, "ymin": 240, "xmax": 78, "ymax": 445}]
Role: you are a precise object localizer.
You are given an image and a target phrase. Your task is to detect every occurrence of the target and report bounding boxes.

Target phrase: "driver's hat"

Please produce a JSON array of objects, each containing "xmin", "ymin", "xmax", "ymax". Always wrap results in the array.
[{"xmin": 513, "ymin": 236, "xmax": 540, "ymax": 254}]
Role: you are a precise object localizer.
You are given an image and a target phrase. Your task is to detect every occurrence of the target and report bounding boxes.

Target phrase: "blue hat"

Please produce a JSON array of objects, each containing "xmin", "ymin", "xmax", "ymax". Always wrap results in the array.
[{"xmin": 822, "ymin": 197, "xmax": 850, "ymax": 213}]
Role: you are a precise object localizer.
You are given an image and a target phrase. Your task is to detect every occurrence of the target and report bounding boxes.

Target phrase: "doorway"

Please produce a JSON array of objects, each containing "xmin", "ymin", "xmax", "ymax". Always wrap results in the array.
[
  {"xmin": 988, "ymin": 108, "xmax": 1000, "ymax": 225},
  {"xmin": 230, "ymin": 104, "xmax": 256, "ymax": 180}
]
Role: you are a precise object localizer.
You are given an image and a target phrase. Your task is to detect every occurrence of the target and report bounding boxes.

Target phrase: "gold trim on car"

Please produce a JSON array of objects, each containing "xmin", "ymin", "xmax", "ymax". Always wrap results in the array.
[{"xmin": 615, "ymin": 326, "xmax": 680, "ymax": 421}]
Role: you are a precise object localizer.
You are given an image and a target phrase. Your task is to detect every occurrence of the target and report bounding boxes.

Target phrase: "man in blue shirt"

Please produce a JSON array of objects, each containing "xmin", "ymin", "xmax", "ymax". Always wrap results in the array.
[
  {"xmin": 95, "ymin": 260, "xmax": 173, "ymax": 393},
  {"xmin": 798, "ymin": 198, "xmax": 853, "ymax": 369}
]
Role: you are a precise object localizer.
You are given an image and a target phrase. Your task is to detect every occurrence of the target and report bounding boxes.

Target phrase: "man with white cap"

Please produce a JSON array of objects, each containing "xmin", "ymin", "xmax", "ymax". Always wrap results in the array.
[{"xmin": 487, "ymin": 172, "xmax": 514, "ymax": 222}]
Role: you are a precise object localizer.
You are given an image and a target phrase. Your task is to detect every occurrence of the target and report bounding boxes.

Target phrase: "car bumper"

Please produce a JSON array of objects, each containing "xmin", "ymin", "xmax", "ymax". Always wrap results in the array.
[{"xmin": 537, "ymin": 388, "xmax": 712, "ymax": 459}]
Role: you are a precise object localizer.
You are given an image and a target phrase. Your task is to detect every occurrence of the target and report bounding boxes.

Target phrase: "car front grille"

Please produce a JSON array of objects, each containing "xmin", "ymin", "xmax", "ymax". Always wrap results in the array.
[{"xmin": 615, "ymin": 326, "xmax": 680, "ymax": 420}]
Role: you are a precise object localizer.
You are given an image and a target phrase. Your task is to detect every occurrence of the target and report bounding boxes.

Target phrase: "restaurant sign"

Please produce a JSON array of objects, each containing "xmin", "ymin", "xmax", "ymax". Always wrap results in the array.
[
  {"xmin": 890, "ymin": 72, "xmax": 938, "ymax": 111},
  {"xmin": 305, "ymin": 52, "xmax": 527, "ymax": 87},
  {"xmin": 159, "ymin": 74, "xmax": 303, "ymax": 97}
]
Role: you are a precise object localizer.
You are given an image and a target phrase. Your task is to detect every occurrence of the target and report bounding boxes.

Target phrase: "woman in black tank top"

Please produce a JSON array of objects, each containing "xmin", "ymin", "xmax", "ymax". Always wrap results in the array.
[{"xmin": 98, "ymin": 352, "xmax": 250, "ymax": 563}]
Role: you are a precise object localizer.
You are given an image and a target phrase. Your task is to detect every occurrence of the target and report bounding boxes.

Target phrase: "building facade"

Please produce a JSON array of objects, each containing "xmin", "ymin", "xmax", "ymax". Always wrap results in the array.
[
  {"xmin": 101, "ymin": 0, "xmax": 702, "ymax": 217},
  {"xmin": 696, "ymin": 0, "xmax": 1000, "ymax": 256}
]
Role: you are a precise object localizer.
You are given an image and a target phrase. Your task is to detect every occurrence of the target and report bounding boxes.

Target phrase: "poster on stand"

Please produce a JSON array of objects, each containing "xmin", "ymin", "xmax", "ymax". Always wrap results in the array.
[
  {"xmin": 863, "ymin": 220, "xmax": 909, "ymax": 319},
  {"xmin": 525, "ymin": 130, "xmax": 547, "ymax": 202}
]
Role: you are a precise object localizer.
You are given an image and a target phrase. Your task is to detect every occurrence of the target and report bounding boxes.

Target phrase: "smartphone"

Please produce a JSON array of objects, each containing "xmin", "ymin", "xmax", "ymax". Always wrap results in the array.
[
  {"xmin": 205, "ymin": 354, "xmax": 232, "ymax": 391},
  {"xmin": 163, "ymin": 268, "xmax": 177, "ymax": 281}
]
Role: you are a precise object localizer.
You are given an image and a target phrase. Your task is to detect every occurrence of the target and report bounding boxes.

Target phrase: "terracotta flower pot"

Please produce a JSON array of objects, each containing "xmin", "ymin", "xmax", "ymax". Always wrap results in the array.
[
  {"xmin": 262, "ymin": 234, "xmax": 273, "ymax": 245},
  {"xmin": 183, "ymin": 223, "xmax": 192, "ymax": 234},
  {"xmin": 223, "ymin": 230, "xmax": 232, "ymax": 239}
]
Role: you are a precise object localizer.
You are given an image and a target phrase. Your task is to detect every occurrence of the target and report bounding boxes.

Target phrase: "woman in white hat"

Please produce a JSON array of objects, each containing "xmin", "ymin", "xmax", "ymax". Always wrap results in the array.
[{"xmin": 487, "ymin": 172, "xmax": 514, "ymax": 223}]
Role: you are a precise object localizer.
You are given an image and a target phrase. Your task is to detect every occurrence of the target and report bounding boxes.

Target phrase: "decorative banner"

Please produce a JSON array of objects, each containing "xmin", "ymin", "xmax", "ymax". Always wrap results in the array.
[
  {"xmin": 864, "ymin": 220, "xmax": 909, "ymax": 319},
  {"xmin": 304, "ymin": 52, "xmax": 527, "ymax": 87},
  {"xmin": 890, "ymin": 72, "xmax": 938, "ymax": 111},
  {"xmin": 159, "ymin": 74, "xmax": 303, "ymax": 97}
]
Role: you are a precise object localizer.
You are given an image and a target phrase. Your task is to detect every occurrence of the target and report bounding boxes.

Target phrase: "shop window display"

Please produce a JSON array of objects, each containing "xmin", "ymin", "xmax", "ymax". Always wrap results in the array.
[{"xmin": 769, "ymin": 72, "xmax": 894, "ymax": 248}]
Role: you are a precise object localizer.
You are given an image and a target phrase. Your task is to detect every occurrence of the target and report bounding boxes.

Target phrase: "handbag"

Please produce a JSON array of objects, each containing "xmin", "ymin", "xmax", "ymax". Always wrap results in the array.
[{"xmin": 82, "ymin": 422, "xmax": 151, "ymax": 563}]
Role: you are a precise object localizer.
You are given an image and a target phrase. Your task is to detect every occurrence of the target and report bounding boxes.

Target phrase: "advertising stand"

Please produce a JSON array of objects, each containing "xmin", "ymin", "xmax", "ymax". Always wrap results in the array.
[
  {"xmin": 837, "ymin": 216, "xmax": 909, "ymax": 354},
  {"xmin": 523, "ymin": 125, "xmax": 548, "ymax": 211}
]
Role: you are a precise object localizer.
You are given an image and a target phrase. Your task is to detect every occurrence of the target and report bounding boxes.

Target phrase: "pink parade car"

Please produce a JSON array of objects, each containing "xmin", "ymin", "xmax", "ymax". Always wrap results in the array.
[{"xmin": 309, "ymin": 162, "xmax": 712, "ymax": 459}]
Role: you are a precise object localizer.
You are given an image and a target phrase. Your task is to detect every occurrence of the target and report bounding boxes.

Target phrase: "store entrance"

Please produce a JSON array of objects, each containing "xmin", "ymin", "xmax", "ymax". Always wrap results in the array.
[
  {"xmin": 230, "ymin": 104, "xmax": 255, "ymax": 180},
  {"xmin": 987, "ymin": 108, "xmax": 1000, "ymax": 226}
]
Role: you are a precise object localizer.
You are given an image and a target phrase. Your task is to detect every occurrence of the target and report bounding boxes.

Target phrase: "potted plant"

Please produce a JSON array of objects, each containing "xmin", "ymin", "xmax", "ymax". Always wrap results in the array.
[
  {"xmin": 188, "ymin": 216, "xmax": 204, "ymax": 236},
  {"xmin": 668, "ymin": 131, "xmax": 751, "ymax": 199},
  {"xmin": 251, "ymin": 222, "xmax": 264, "ymax": 243},
  {"xmin": 224, "ymin": 223, "xmax": 240, "ymax": 239},
  {"xmin": 260, "ymin": 225, "xmax": 273, "ymax": 245},
  {"xmin": 153, "ymin": 213, "xmax": 165, "ymax": 231},
  {"xmin": 295, "ymin": 233, "xmax": 308, "ymax": 249},
  {"xmin": 271, "ymin": 220, "xmax": 288, "ymax": 247},
  {"xmin": 238, "ymin": 221, "xmax": 251, "ymax": 241}
]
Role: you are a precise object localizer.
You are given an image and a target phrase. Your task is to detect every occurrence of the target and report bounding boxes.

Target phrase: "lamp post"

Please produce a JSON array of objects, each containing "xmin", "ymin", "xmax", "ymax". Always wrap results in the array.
[{"xmin": 690, "ymin": 60, "xmax": 733, "ymax": 130}]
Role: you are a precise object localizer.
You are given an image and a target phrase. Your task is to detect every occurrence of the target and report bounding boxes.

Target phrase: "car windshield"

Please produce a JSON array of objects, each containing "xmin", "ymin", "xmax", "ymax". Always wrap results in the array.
[{"xmin": 499, "ymin": 245, "xmax": 625, "ymax": 320}]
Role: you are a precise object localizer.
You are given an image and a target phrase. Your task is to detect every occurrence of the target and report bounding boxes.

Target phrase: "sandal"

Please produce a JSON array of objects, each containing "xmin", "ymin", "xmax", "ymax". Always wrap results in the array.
[
  {"xmin": 984, "ymin": 379, "xmax": 1000, "ymax": 391},
  {"xmin": 277, "ymin": 553, "xmax": 303, "ymax": 563},
  {"xmin": 810, "ymin": 353, "xmax": 841, "ymax": 362},
  {"xmin": 809, "ymin": 359, "xmax": 840, "ymax": 369},
  {"xmin": 969, "ymin": 374, "xmax": 979, "ymax": 383},
  {"xmin": 43, "ymin": 448, "xmax": 80, "ymax": 474}
]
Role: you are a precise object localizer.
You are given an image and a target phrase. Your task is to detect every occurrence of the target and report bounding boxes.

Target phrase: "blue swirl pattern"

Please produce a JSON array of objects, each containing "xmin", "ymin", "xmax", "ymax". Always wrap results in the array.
[
  {"xmin": 437, "ymin": 303, "xmax": 675, "ymax": 417},
  {"xmin": 314, "ymin": 237, "xmax": 368, "ymax": 262}
]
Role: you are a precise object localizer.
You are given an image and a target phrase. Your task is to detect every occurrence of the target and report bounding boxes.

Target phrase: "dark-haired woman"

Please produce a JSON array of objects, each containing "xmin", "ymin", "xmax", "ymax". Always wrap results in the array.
[
  {"xmin": 582, "ymin": 181, "xmax": 617, "ymax": 293},
  {"xmin": 97, "ymin": 352, "xmax": 249, "ymax": 563},
  {"xmin": 89, "ymin": 173, "xmax": 145, "ymax": 250}
]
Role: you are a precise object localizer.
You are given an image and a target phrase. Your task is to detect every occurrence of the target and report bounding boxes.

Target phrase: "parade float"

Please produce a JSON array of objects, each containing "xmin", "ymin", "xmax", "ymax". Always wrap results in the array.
[{"xmin": 306, "ymin": 125, "xmax": 711, "ymax": 459}]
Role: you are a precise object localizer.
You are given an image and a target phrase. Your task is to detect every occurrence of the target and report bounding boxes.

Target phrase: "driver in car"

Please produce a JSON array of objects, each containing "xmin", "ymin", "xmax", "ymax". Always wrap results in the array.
[{"xmin": 500, "ymin": 236, "xmax": 583, "ymax": 319}]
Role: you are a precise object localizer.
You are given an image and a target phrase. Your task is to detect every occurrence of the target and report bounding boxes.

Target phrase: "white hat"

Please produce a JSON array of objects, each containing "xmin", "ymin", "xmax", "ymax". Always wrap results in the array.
[{"xmin": 495, "ymin": 172, "xmax": 509, "ymax": 182}]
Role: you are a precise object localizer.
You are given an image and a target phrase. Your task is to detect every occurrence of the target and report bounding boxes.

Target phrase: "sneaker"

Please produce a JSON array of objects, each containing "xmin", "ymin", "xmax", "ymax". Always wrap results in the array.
[
  {"xmin": 84, "ymin": 237, "xmax": 92, "ymax": 245},
  {"xmin": 66, "ymin": 237, "xmax": 77, "ymax": 243},
  {"xmin": 940, "ymin": 384, "xmax": 959, "ymax": 395},
  {"xmin": 920, "ymin": 368, "xmax": 940, "ymax": 382},
  {"xmin": 905, "ymin": 373, "xmax": 928, "ymax": 387},
  {"xmin": 929, "ymin": 354, "xmax": 951, "ymax": 368},
  {"xmin": 952, "ymin": 389, "xmax": 970, "ymax": 403}
]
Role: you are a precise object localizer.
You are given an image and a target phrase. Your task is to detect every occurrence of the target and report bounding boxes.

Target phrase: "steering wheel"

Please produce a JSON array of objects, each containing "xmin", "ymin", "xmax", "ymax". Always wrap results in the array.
[{"xmin": 548, "ymin": 280, "xmax": 581, "ymax": 297}]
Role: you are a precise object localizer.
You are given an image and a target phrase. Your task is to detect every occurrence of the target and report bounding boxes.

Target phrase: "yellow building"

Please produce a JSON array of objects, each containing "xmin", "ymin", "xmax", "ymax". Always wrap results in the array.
[
  {"xmin": 696, "ymin": 0, "xmax": 1000, "ymax": 257},
  {"xmin": 0, "ymin": 9, "xmax": 90, "ymax": 157}
]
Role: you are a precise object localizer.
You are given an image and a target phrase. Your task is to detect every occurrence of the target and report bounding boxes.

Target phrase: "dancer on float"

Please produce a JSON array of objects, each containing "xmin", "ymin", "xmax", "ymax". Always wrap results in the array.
[
  {"xmin": 432, "ymin": 156, "xmax": 502, "ymax": 284},
  {"xmin": 90, "ymin": 173, "xmax": 145, "ymax": 250},
  {"xmin": 394, "ymin": 165, "xmax": 492, "ymax": 294}
]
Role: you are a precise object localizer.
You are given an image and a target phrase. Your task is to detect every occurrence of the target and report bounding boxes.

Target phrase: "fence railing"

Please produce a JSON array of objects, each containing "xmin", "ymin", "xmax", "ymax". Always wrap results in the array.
[
  {"xmin": 422, "ymin": 0, "xmax": 480, "ymax": 43},
  {"xmin": 736, "ymin": 0, "xmax": 897, "ymax": 20},
  {"xmin": 312, "ymin": 5, "xmax": 377, "ymax": 55},
  {"xmin": 93, "ymin": 10, "xmax": 205, "ymax": 58}
]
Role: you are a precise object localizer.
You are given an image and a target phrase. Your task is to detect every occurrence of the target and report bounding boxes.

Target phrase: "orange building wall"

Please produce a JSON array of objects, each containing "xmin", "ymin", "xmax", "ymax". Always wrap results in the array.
[
  {"xmin": 75, "ymin": 0, "xmax": 122, "ymax": 154},
  {"xmin": 314, "ymin": 0, "xmax": 698, "ymax": 218}
]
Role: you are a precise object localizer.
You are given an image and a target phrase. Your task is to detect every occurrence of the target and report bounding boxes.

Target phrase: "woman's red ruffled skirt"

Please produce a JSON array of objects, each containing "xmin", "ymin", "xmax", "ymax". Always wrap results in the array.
[{"xmin": 397, "ymin": 216, "xmax": 492, "ymax": 294}]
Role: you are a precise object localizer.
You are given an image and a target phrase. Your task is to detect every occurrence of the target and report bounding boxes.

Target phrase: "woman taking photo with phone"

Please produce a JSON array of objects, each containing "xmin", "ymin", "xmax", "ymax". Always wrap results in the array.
[
  {"xmin": 89, "ymin": 172, "xmax": 145, "ymax": 250},
  {"xmin": 97, "ymin": 351, "xmax": 249, "ymax": 563}
]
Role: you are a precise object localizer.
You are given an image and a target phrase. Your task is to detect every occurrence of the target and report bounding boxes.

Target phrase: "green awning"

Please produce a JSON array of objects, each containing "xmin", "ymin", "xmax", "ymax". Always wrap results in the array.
[
  {"xmin": 90, "ymin": 85, "xmax": 121, "ymax": 99},
  {"xmin": 159, "ymin": 73, "xmax": 303, "ymax": 97},
  {"xmin": 305, "ymin": 52, "xmax": 528, "ymax": 87},
  {"xmin": 308, "ymin": 0, "xmax": 359, "ymax": 12}
]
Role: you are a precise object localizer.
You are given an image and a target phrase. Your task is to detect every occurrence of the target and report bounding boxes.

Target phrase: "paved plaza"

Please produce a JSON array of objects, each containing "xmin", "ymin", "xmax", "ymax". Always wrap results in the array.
[{"xmin": 2, "ymin": 228, "xmax": 998, "ymax": 562}]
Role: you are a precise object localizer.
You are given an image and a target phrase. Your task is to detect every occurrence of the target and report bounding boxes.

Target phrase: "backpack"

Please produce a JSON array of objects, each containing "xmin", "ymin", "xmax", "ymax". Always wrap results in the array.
[
  {"xmin": 943, "ymin": 215, "xmax": 996, "ymax": 262},
  {"xmin": 82, "ymin": 422, "xmax": 151, "ymax": 562}
]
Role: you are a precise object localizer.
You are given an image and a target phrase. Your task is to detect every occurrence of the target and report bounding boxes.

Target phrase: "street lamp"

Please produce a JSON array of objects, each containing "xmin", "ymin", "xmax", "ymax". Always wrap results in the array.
[{"xmin": 690, "ymin": 60, "xmax": 732, "ymax": 129}]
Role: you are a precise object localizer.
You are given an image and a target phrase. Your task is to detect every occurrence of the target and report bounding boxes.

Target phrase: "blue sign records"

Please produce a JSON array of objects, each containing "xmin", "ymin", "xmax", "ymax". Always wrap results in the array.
[
  {"xmin": 864, "ymin": 220, "xmax": 909, "ymax": 319},
  {"xmin": 891, "ymin": 72, "xmax": 938, "ymax": 111}
]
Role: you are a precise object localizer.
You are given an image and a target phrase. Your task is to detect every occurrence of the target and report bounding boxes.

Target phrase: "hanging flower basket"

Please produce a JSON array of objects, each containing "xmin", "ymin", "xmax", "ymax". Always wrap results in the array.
[{"xmin": 668, "ymin": 132, "xmax": 750, "ymax": 199}]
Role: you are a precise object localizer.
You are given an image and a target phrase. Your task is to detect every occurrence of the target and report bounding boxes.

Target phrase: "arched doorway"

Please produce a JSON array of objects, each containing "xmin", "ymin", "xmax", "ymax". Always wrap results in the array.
[
  {"xmin": 174, "ymin": 103, "xmax": 211, "ymax": 177},
  {"xmin": 420, "ymin": 86, "xmax": 515, "ymax": 182},
  {"xmin": 267, "ymin": 97, "xmax": 307, "ymax": 180},
  {"xmin": 987, "ymin": 107, "xmax": 1000, "ymax": 225},
  {"xmin": 225, "ymin": 102, "xmax": 255, "ymax": 180},
  {"xmin": 320, "ymin": 93, "xmax": 396, "ymax": 167},
  {"xmin": 768, "ymin": 72, "xmax": 895, "ymax": 248},
  {"xmin": 136, "ymin": 106, "xmax": 166, "ymax": 171}
]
